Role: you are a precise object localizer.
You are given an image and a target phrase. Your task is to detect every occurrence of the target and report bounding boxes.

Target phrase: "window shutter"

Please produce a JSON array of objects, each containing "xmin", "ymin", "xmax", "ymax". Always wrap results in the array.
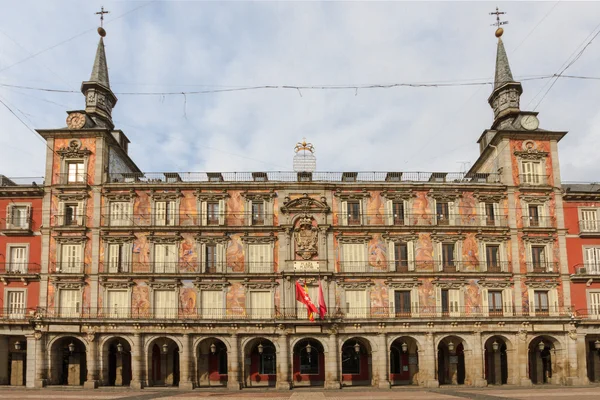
[
  {"xmin": 499, "ymin": 242, "xmax": 508, "ymax": 271},
  {"xmin": 549, "ymin": 288, "xmax": 559, "ymax": 317},
  {"xmin": 155, "ymin": 201, "xmax": 166, "ymax": 226},
  {"xmin": 6, "ymin": 204, "xmax": 13, "ymax": 228},
  {"xmin": 435, "ymin": 286, "xmax": 442, "ymax": 317},
  {"xmin": 589, "ymin": 292, "xmax": 600, "ymax": 319},
  {"xmin": 407, "ymin": 241, "xmax": 415, "ymax": 271},
  {"xmin": 341, "ymin": 201, "xmax": 348, "ymax": 226},
  {"xmin": 108, "ymin": 244, "xmax": 120, "ymax": 273},
  {"xmin": 167, "ymin": 244, "xmax": 177, "ymax": 273},
  {"xmin": 411, "ymin": 287, "xmax": 420, "ymax": 317},
  {"xmin": 251, "ymin": 291, "xmax": 270, "ymax": 319},
  {"xmin": 8, "ymin": 291, "xmax": 25, "ymax": 318},
  {"xmin": 388, "ymin": 241, "xmax": 396, "ymax": 272},
  {"xmin": 9, "ymin": 247, "xmax": 26, "ymax": 272},
  {"xmin": 480, "ymin": 243, "xmax": 487, "ymax": 272},
  {"xmin": 545, "ymin": 244, "xmax": 553, "ymax": 270},
  {"xmin": 448, "ymin": 201, "xmax": 456, "ymax": 225},
  {"xmin": 385, "ymin": 200, "xmax": 393, "ymax": 225},
  {"xmin": 216, "ymin": 243, "xmax": 224, "ymax": 273},
  {"xmin": 581, "ymin": 210, "xmax": 598, "ymax": 232},
  {"xmin": 154, "ymin": 245, "xmax": 165, "ymax": 273},
  {"xmin": 388, "ymin": 289, "xmax": 395, "ymax": 318},
  {"xmin": 264, "ymin": 200, "xmax": 273, "ymax": 226},
  {"xmin": 481, "ymin": 288, "xmax": 489, "ymax": 317},
  {"xmin": 528, "ymin": 289, "xmax": 536, "ymax": 316},
  {"xmin": 200, "ymin": 201, "xmax": 208, "ymax": 226},
  {"xmin": 478, "ymin": 202, "xmax": 486, "ymax": 226},
  {"xmin": 433, "ymin": 200, "xmax": 438, "ymax": 225},
  {"xmin": 449, "ymin": 289, "xmax": 462, "ymax": 317},
  {"xmin": 435, "ymin": 242, "xmax": 443, "ymax": 271},
  {"xmin": 245, "ymin": 201, "xmax": 252, "ymax": 226},
  {"xmin": 526, "ymin": 243, "xmax": 532, "ymax": 270},
  {"xmin": 594, "ymin": 249, "xmax": 600, "ymax": 273},
  {"xmin": 403, "ymin": 200, "xmax": 410, "ymax": 223},
  {"xmin": 168, "ymin": 201, "xmax": 177, "ymax": 226},
  {"xmin": 218, "ymin": 199, "xmax": 226, "ymax": 225},
  {"xmin": 493, "ymin": 203, "xmax": 501, "ymax": 226},
  {"xmin": 503, "ymin": 288, "xmax": 513, "ymax": 316},
  {"xmin": 123, "ymin": 243, "xmax": 132, "ymax": 272},
  {"xmin": 454, "ymin": 241, "xmax": 462, "ymax": 271}
]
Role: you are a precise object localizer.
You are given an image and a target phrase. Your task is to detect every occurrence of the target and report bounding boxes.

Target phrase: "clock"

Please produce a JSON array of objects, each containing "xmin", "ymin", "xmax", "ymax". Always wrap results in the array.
[
  {"xmin": 66, "ymin": 113, "xmax": 86, "ymax": 129},
  {"xmin": 520, "ymin": 115, "xmax": 539, "ymax": 131}
]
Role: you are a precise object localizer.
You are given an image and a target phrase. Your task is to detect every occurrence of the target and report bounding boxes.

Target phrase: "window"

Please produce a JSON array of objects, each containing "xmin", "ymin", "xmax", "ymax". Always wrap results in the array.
[
  {"xmin": 64, "ymin": 203, "xmax": 80, "ymax": 226},
  {"xmin": 59, "ymin": 289, "xmax": 80, "ymax": 317},
  {"xmin": 8, "ymin": 246, "xmax": 27, "ymax": 273},
  {"xmin": 342, "ymin": 243, "xmax": 366, "ymax": 272},
  {"xmin": 581, "ymin": 209, "xmax": 599, "ymax": 232},
  {"xmin": 6, "ymin": 290, "xmax": 25, "ymax": 319},
  {"xmin": 109, "ymin": 202, "xmax": 131, "ymax": 226},
  {"xmin": 154, "ymin": 290, "xmax": 176, "ymax": 319},
  {"xmin": 341, "ymin": 345, "xmax": 361, "ymax": 375},
  {"xmin": 521, "ymin": 161, "xmax": 543, "ymax": 185},
  {"xmin": 528, "ymin": 205, "xmax": 541, "ymax": 227},
  {"xmin": 9, "ymin": 205, "xmax": 29, "ymax": 228},
  {"xmin": 534, "ymin": 291, "xmax": 549, "ymax": 314},
  {"xmin": 60, "ymin": 244, "xmax": 82, "ymax": 273},
  {"xmin": 248, "ymin": 244, "xmax": 272, "ymax": 273},
  {"xmin": 201, "ymin": 290, "xmax": 223, "ymax": 319},
  {"xmin": 252, "ymin": 201, "xmax": 265, "ymax": 225},
  {"xmin": 154, "ymin": 244, "xmax": 177, "ymax": 273},
  {"xmin": 67, "ymin": 161, "xmax": 85, "ymax": 183},
  {"xmin": 207, "ymin": 202, "xmax": 219, "ymax": 225},
  {"xmin": 394, "ymin": 291, "xmax": 411, "ymax": 316},
  {"xmin": 589, "ymin": 292, "xmax": 600, "ymax": 320},
  {"xmin": 584, "ymin": 247, "xmax": 600, "ymax": 274},
  {"xmin": 106, "ymin": 290, "xmax": 128, "ymax": 318},
  {"xmin": 155, "ymin": 201, "xmax": 176, "ymax": 226},
  {"xmin": 250, "ymin": 291, "xmax": 271, "ymax": 319},
  {"xmin": 347, "ymin": 201, "xmax": 361, "ymax": 225},
  {"xmin": 439, "ymin": 288, "xmax": 461, "ymax": 317},
  {"xmin": 488, "ymin": 291, "xmax": 503, "ymax": 315},
  {"xmin": 436, "ymin": 202, "xmax": 450, "ymax": 225},
  {"xmin": 442, "ymin": 243, "xmax": 455, "ymax": 270},
  {"xmin": 485, "ymin": 203, "xmax": 496, "ymax": 226},
  {"xmin": 259, "ymin": 346, "xmax": 276, "ymax": 375},
  {"xmin": 205, "ymin": 244, "xmax": 216, "ymax": 273},
  {"xmin": 345, "ymin": 289, "xmax": 367, "ymax": 318},
  {"xmin": 107, "ymin": 243, "xmax": 131, "ymax": 273},
  {"xmin": 299, "ymin": 344, "xmax": 319, "ymax": 374},
  {"xmin": 486, "ymin": 245, "xmax": 500, "ymax": 271},
  {"xmin": 531, "ymin": 245, "xmax": 547, "ymax": 271},
  {"xmin": 395, "ymin": 243, "xmax": 408, "ymax": 271},
  {"xmin": 393, "ymin": 202, "xmax": 405, "ymax": 225}
]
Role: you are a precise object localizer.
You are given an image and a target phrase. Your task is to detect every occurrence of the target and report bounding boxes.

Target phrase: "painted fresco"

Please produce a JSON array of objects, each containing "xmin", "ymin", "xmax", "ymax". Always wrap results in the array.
[
  {"xmin": 412, "ymin": 192, "xmax": 433, "ymax": 225},
  {"xmin": 179, "ymin": 191, "xmax": 196, "ymax": 226},
  {"xmin": 419, "ymin": 278, "xmax": 436, "ymax": 312},
  {"xmin": 180, "ymin": 233, "xmax": 197, "ymax": 272},
  {"xmin": 458, "ymin": 192, "xmax": 478, "ymax": 225},
  {"xmin": 415, "ymin": 233, "xmax": 434, "ymax": 271},
  {"xmin": 132, "ymin": 232, "xmax": 150, "ymax": 272},
  {"xmin": 226, "ymin": 234, "xmax": 244, "ymax": 272},
  {"xmin": 226, "ymin": 190, "xmax": 244, "ymax": 226},
  {"xmin": 179, "ymin": 280, "xmax": 197, "ymax": 317},
  {"xmin": 465, "ymin": 279, "xmax": 481, "ymax": 313},
  {"xmin": 133, "ymin": 191, "xmax": 151, "ymax": 226},
  {"xmin": 368, "ymin": 234, "xmax": 388, "ymax": 271},
  {"xmin": 52, "ymin": 138, "xmax": 96, "ymax": 185},
  {"xmin": 461, "ymin": 233, "xmax": 480, "ymax": 271},
  {"xmin": 510, "ymin": 139, "xmax": 554, "ymax": 185},
  {"xmin": 367, "ymin": 191, "xmax": 384, "ymax": 225},
  {"xmin": 226, "ymin": 282, "xmax": 246, "ymax": 317},
  {"xmin": 370, "ymin": 279, "xmax": 388, "ymax": 317},
  {"xmin": 132, "ymin": 281, "xmax": 150, "ymax": 316}
]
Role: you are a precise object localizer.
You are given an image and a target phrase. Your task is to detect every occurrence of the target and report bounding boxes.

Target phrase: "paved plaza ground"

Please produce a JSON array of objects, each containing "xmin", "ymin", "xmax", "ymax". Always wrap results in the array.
[{"xmin": 0, "ymin": 386, "xmax": 598, "ymax": 400}]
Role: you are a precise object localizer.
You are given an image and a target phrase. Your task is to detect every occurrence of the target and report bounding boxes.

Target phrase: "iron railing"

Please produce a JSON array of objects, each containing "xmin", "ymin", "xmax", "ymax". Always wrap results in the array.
[
  {"xmin": 336, "ymin": 213, "xmax": 509, "ymax": 227},
  {"xmin": 51, "ymin": 215, "xmax": 87, "ymax": 228},
  {"xmin": 98, "ymin": 261, "xmax": 275, "ymax": 274},
  {"xmin": 522, "ymin": 216, "xmax": 556, "ymax": 228},
  {"xmin": 338, "ymin": 261, "xmax": 511, "ymax": 273},
  {"xmin": 100, "ymin": 212, "xmax": 275, "ymax": 227},
  {"xmin": 518, "ymin": 174, "xmax": 549, "ymax": 186},
  {"xmin": 572, "ymin": 263, "xmax": 600, "ymax": 275},
  {"xmin": 526, "ymin": 262, "xmax": 559, "ymax": 274},
  {"xmin": 0, "ymin": 263, "xmax": 41, "ymax": 274},
  {"xmin": 54, "ymin": 173, "xmax": 89, "ymax": 185},
  {"xmin": 0, "ymin": 176, "xmax": 44, "ymax": 186},
  {"xmin": 0, "ymin": 216, "xmax": 32, "ymax": 231},
  {"xmin": 52, "ymin": 262, "xmax": 85, "ymax": 274},
  {"xmin": 580, "ymin": 220, "xmax": 600, "ymax": 234},
  {"xmin": 106, "ymin": 171, "xmax": 502, "ymax": 184}
]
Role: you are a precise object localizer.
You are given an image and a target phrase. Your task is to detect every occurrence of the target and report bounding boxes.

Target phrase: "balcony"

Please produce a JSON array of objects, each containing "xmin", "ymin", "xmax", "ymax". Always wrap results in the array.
[
  {"xmin": 100, "ymin": 212, "xmax": 274, "ymax": 228},
  {"xmin": 572, "ymin": 263, "xmax": 600, "ymax": 276},
  {"xmin": 0, "ymin": 217, "xmax": 32, "ymax": 235},
  {"xmin": 0, "ymin": 307, "xmax": 37, "ymax": 321},
  {"xmin": 336, "ymin": 213, "xmax": 508, "ymax": 227},
  {"xmin": 51, "ymin": 215, "xmax": 87, "ymax": 229},
  {"xmin": 98, "ymin": 261, "xmax": 274, "ymax": 274},
  {"xmin": 52, "ymin": 262, "xmax": 85, "ymax": 274},
  {"xmin": 519, "ymin": 174, "xmax": 550, "ymax": 187},
  {"xmin": 579, "ymin": 220, "xmax": 600, "ymax": 236},
  {"xmin": 522, "ymin": 216, "xmax": 556, "ymax": 229},
  {"xmin": 54, "ymin": 173, "xmax": 89, "ymax": 186},
  {"xmin": 0, "ymin": 263, "xmax": 41, "ymax": 275},
  {"xmin": 337, "ymin": 261, "xmax": 511, "ymax": 273},
  {"xmin": 526, "ymin": 262, "xmax": 559, "ymax": 274}
]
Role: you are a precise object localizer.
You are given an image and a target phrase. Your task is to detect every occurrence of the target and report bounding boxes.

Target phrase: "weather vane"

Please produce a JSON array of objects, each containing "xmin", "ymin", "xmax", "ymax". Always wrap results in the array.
[
  {"xmin": 489, "ymin": 7, "xmax": 508, "ymax": 38},
  {"xmin": 95, "ymin": 6, "xmax": 110, "ymax": 37}
]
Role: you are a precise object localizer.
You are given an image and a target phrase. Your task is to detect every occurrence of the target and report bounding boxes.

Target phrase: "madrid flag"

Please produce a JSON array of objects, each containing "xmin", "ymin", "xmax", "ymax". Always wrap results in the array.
[
  {"xmin": 295, "ymin": 281, "xmax": 318, "ymax": 321},
  {"xmin": 317, "ymin": 280, "xmax": 327, "ymax": 320}
]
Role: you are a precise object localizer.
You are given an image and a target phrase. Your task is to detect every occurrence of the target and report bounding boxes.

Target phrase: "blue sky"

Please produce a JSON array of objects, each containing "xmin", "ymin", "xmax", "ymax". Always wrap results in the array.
[{"xmin": 1, "ymin": 1, "xmax": 599, "ymax": 182}]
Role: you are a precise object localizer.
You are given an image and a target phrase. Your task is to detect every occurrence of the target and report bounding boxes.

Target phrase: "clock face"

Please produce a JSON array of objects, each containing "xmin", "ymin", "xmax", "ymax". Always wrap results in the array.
[
  {"xmin": 521, "ymin": 115, "xmax": 539, "ymax": 131},
  {"xmin": 66, "ymin": 113, "xmax": 86, "ymax": 129}
]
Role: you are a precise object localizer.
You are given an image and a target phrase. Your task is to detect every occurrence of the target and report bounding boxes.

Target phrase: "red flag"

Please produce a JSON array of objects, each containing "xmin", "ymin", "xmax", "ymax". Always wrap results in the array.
[
  {"xmin": 295, "ymin": 281, "xmax": 318, "ymax": 321},
  {"xmin": 317, "ymin": 280, "xmax": 327, "ymax": 320}
]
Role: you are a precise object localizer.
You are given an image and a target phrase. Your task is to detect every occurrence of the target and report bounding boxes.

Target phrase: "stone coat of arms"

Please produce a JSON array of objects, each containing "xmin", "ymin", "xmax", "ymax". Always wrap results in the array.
[{"xmin": 294, "ymin": 216, "xmax": 319, "ymax": 260}]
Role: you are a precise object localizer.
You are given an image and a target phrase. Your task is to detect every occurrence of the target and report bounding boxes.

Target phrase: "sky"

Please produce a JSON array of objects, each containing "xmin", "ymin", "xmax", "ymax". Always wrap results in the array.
[{"xmin": 0, "ymin": 1, "xmax": 599, "ymax": 182}]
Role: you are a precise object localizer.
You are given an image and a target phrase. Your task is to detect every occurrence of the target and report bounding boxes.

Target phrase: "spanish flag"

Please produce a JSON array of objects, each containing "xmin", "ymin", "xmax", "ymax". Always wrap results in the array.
[{"xmin": 295, "ymin": 281, "xmax": 318, "ymax": 322}]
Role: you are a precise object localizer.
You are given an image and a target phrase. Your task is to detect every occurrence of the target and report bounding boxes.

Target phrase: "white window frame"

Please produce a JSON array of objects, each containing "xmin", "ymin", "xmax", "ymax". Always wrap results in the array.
[
  {"xmin": 59, "ymin": 243, "xmax": 84, "ymax": 273},
  {"xmin": 4, "ymin": 288, "xmax": 26, "ymax": 319},
  {"xmin": 5, "ymin": 203, "xmax": 31, "ymax": 229},
  {"xmin": 248, "ymin": 290, "xmax": 273, "ymax": 319},
  {"xmin": 109, "ymin": 201, "xmax": 132, "ymax": 227},
  {"xmin": 65, "ymin": 160, "xmax": 86, "ymax": 184},
  {"xmin": 344, "ymin": 289, "xmax": 368, "ymax": 319},
  {"xmin": 481, "ymin": 287, "xmax": 513, "ymax": 317},
  {"xmin": 104, "ymin": 288, "xmax": 130, "ymax": 318},
  {"xmin": 435, "ymin": 286, "xmax": 464, "ymax": 317},
  {"xmin": 434, "ymin": 240, "xmax": 462, "ymax": 272},
  {"xmin": 583, "ymin": 246, "xmax": 600, "ymax": 274},
  {"xmin": 579, "ymin": 208, "xmax": 599, "ymax": 233},
  {"xmin": 342, "ymin": 242, "xmax": 367, "ymax": 272},
  {"xmin": 6, "ymin": 244, "xmax": 29, "ymax": 273},
  {"xmin": 199, "ymin": 241, "xmax": 226, "ymax": 273},
  {"xmin": 152, "ymin": 289, "xmax": 178, "ymax": 319},
  {"xmin": 525, "ymin": 242, "xmax": 553, "ymax": 272},
  {"xmin": 479, "ymin": 241, "xmax": 508, "ymax": 272},
  {"xmin": 385, "ymin": 199, "xmax": 410, "ymax": 226},
  {"xmin": 341, "ymin": 199, "xmax": 364, "ymax": 226},
  {"xmin": 520, "ymin": 160, "xmax": 544, "ymax": 185},
  {"xmin": 524, "ymin": 202, "xmax": 549, "ymax": 228},
  {"xmin": 527, "ymin": 287, "xmax": 558, "ymax": 317},
  {"xmin": 152, "ymin": 243, "xmax": 178, "ymax": 273},
  {"xmin": 105, "ymin": 242, "xmax": 133, "ymax": 273},
  {"xmin": 587, "ymin": 290, "xmax": 600, "ymax": 320},
  {"xmin": 433, "ymin": 199, "xmax": 457, "ymax": 226},
  {"xmin": 478, "ymin": 201, "xmax": 501, "ymax": 227},
  {"xmin": 387, "ymin": 240, "xmax": 415, "ymax": 272},
  {"xmin": 153, "ymin": 199, "xmax": 178, "ymax": 226},
  {"xmin": 58, "ymin": 288, "xmax": 82, "ymax": 318},
  {"xmin": 247, "ymin": 243, "xmax": 273, "ymax": 273},
  {"xmin": 199, "ymin": 289, "xmax": 225, "ymax": 319},
  {"xmin": 200, "ymin": 199, "xmax": 226, "ymax": 226}
]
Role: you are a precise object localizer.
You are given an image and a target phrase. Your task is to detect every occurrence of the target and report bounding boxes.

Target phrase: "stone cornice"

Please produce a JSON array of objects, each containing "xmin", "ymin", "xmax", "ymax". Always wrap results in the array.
[
  {"xmin": 333, "ymin": 189, "xmax": 370, "ymax": 200},
  {"xmin": 337, "ymin": 233, "xmax": 371, "ymax": 244},
  {"xmin": 194, "ymin": 190, "xmax": 229, "ymax": 201},
  {"xmin": 103, "ymin": 189, "xmax": 137, "ymax": 201},
  {"xmin": 149, "ymin": 189, "xmax": 182, "ymax": 201},
  {"xmin": 240, "ymin": 233, "xmax": 277, "ymax": 244},
  {"xmin": 147, "ymin": 232, "xmax": 183, "ymax": 243},
  {"xmin": 380, "ymin": 189, "xmax": 416, "ymax": 201},
  {"xmin": 240, "ymin": 190, "xmax": 276, "ymax": 201},
  {"xmin": 280, "ymin": 194, "xmax": 330, "ymax": 214}
]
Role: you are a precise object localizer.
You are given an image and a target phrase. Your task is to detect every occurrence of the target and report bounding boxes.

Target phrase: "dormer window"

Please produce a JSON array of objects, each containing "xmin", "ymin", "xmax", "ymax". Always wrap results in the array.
[
  {"xmin": 67, "ymin": 161, "xmax": 85, "ymax": 184},
  {"xmin": 520, "ymin": 160, "xmax": 543, "ymax": 185}
]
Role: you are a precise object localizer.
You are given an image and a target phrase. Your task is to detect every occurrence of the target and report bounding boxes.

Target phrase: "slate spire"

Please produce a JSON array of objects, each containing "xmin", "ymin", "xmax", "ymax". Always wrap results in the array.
[
  {"xmin": 493, "ymin": 37, "xmax": 514, "ymax": 89},
  {"xmin": 89, "ymin": 37, "xmax": 110, "ymax": 89},
  {"xmin": 488, "ymin": 29, "xmax": 522, "ymax": 126}
]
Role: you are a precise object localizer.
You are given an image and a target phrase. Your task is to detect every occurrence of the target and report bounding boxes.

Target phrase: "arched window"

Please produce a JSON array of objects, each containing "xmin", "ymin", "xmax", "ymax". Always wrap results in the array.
[
  {"xmin": 259, "ymin": 346, "xmax": 276, "ymax": 375},
  {"xmin": 299, "ymin": 347, "xmax": 319, "ymax": 374},
  {"xmin": 341, "ymin": 345, "xmax": 360, "ymax": 375}
]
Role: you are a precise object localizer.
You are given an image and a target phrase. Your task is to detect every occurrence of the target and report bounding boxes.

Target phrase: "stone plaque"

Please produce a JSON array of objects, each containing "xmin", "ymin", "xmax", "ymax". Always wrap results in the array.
[{"xmin": 294, "ymin": 261, "xmax": 319, "ymax": 271}]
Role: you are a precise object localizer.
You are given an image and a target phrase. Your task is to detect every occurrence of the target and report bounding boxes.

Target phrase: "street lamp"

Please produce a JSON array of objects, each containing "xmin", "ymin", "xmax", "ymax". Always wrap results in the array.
[
  {"xmin": 401, "ymin": 342, "xmax": 408, "ymax": 353},
  {"xmin": 210, "ymin": 343, "xmax": 217, "ymax": 355},
  {"xmin": 258, "ymin": 343, "xmax": 264, "ymax": 354},
  {"xmin": 116, "ymin": 342, "xmax": 124, "ymax": 354},
  {"xmin": 594, "ymin": 340, "xmax": 600, "ymax": 355},
  {"xmin": 162, "ymin": 342, "xmax": 169, "ymax": 354},
  {"xmin": 306, "ymin": 343, "xmax": 312, "ymax": 354},
  {"xmin": 448, "ymin": 341, "xmax": 455, "ymax": 353},
  {"xmin": 354, "ymin": 342, "xmax": 360, "ymax": 354},
  {"xmin": 68, "ymin": 342, "xmax": 76, "ymax": 353},
  {"xmin": 538, "ymin": 341, "xmax": 545, "ymax": 352},
  {"xmin": 492, "ymin": 341, "xmax": 499, "ymax": 353},
  {"xmin": 14, "ymin": 341, "xmax": 21, "ymax": 351}
]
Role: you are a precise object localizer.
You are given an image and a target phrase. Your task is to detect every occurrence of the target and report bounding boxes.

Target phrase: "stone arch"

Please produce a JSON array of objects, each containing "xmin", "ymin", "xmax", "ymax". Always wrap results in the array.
[
  {"xmin": 340, "ymin": 337, "xmax": 373, "ymax": 386},
  {"xmin": 292, "ymin": 337, "xmax": 326, "ymax": 387},
  {"xmin": 99, "ymin": 335, "xmax": 133, "ymax": 387},
  {"xmin": 48, "ymin": 335, "xmax": 88, "ymax": 386},
  {"xmin": 388, "ymin": 335, "xmax": 423, "ymax": 352},
  {"xmin": 528, "ymin": 335, "xmax": 563, "ymax": 385},
  {"xmin": 145, "ymin": 336, "xmax": 181, "ymax": 387},
  {"xmin": 483, "ymin": 335, "xmax": 511, "ymax": 385},
  {"xmin": 289, "ymin": 336, "xmax": 329, "ymax": 354},
  {"xmin": 388, "ymin": 336, "xmax": 420, "ymax": 386},
  {"xmin": 436, "ymin": 335, "xmax": 469, "ymax": 386},
  {"xmin": 243, "ymin": 337, "xmax": 278, "ymax": 387},
  {"xmin": 339, "ymin": 335, "xmax": 376, "ymax": 354},
  {"xmin": 195, "ymin": 337, "xmax": 229, "ymax": 388}
]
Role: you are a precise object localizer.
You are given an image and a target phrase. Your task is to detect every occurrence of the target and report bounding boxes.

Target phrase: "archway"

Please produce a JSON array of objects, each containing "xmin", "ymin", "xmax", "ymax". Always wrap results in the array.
[
  {"xmin": 102, "ymin": 337, "xmax": 131, "ymax": 386},
  {"xmin": 484, "ymin": 336, "xmax": 508, "ymax": 385},
  {"xmin": 49, "ymin": 336, "xmax": 87, "ymax": 386},
  {"xmin": 437, "ymin": 336, "xmax": 465, "ymax": 385},
  {"xmin": 586, "ymin": 335, "xmax": 600, "ymax": 383},
  {"xmin": 245, "ymin": 338, "xmax": 276, "ymax": 387},
  {"xmin": 197, "ymin": 338, "xmax": 228, "ymax": 387},
  {"xmin": 389, "ymin": 337, "xmax": 418, "ymax": 385},
  {"xmin": 341, "ymin": 337, "xmax": 372, "ymax": 386},
  {"xmin": 0, "ymin": 336, "xmax": 27, "ymax": 386},
  {"xmin": 148, "ymin": 337, "xmax": 179, "ymax": 387},
  {"xmin": 292, "ymin": 338, "xmax": 324, "ymax": 387},
  {"xmin": 529, "ymin": 336, "xmax": 558, "ymax": 385}
]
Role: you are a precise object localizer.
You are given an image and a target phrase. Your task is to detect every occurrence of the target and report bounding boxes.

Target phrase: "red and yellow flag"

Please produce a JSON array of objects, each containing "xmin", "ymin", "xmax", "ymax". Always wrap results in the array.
[{"xmin": 295, "ymin": 281, "xmax": 318, "ymax": 321}]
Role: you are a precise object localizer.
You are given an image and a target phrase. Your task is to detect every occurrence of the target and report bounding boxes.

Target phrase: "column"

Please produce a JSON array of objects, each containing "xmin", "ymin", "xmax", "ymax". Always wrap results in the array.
[
  {"xmin": 130, "ymin": 332, "xmax": 143, "ymax": 389},
  {"xmin": 227, "ymin": 333, "xmax": 241, "ymax": 390},
  {"xmin": 376, "ymin": 333, "xmax": 390, "ymax": 388},
  {"xmin": 517, "ymin": 335, "xmax": 532, "ymax": 386},
  {"xmin": 493, "ymin": 349, "xmax": 502, "ymax": 385},
  {"xmin": 179, "ymin": 333, "xmax": 193, "ymax": 389},
  {"xmin": 471, "ymin": 332, "xmax": 487, "ymax": 387},
  {"xmin": 276, "ymin": 332, "xmax": 291, "ymax": 389},
  {"xmin": 84, "ymin": 335, "xmax": 99, "ymax": 388},
  {"xmin": 0, "ymin": 336, "xmax": 9, "ymax": 385},
  {"xmin": 26, "ymin": 335, "xmax": 36, "ymax": 388},
  {"xmin": 324, "ymin": 333, "xmax": 340, "ymax": 389},
  {"xmin": 421, "ymin": 333, "xmax": 438, "ymax": 387},
  {"xmin": 34, "ymin": 333, "xmax": 46, "ymax": 387}
]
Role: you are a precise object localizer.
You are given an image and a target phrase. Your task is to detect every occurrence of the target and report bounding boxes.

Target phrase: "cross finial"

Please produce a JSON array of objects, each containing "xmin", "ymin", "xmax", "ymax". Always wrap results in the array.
[
  {"xmin": 95, "ymin": 6, "xmax": 110, "ymax": 28},
  {"xmin": 489, "ymin": 7, "xmax": 508, "ymax": 38}
]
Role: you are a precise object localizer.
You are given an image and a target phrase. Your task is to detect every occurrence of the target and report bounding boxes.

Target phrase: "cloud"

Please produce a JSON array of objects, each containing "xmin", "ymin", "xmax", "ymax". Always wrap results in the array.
[{"xmin": 0, "ymin": 1, "xmax": 599, "ymax": 182}]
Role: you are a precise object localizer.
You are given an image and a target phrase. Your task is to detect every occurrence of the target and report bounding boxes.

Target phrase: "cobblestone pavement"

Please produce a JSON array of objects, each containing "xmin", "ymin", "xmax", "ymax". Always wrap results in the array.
[{"xmin": 0, "ymin": 387, "xmax": 598, "ymax": 400}]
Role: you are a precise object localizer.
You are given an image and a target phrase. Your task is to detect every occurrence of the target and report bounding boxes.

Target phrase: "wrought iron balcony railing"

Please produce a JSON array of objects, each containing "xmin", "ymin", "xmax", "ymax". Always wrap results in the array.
[
  {"xmin": 573, "ymin": 263, "xmax": 600, "ymax": 275},
  {"xmin": 338, "ymin": 261, "xmax": 512, "ymax": 273},
  {"xmin": 54, "ymin": 173, "xmax": 89, "ymax": 185},
  {"xmin": 519, "ymin": 174, "xmax": 550, "ymax": 186},
  {"xmin": 0, "ymin": 263, "xmax": 41, "ymax": 275},
  {"xmin": 579, "ymin": 220, "xmax": 600, "ymax": 234},
  {"xmin": 522, "ymin": 216, "xmax": 556, "ymax": 229},
  {"xmin": 52, "ymin": 262, "xmax": 85, "ymax": 274},
  {"xmin": 526, "ymin": 262, "xmax": 559, "ymax": 274},
  {"xmin": 100, "ymin": 212, "xmax": 275, "ymax": 227},
  {"xmin": 51, "ymin": 215, "xmax": 87, "ymax": 228},
  {"xmin": 0, "ymin": 217, "xmax": 32, "ymax": 232},
  {"xmin": 336, "ymin": 213, "xmax": 508, "ymax": 227},
  {"xmin": 99, "ymin": 261, "xmax": 275, "ymax": 274}
]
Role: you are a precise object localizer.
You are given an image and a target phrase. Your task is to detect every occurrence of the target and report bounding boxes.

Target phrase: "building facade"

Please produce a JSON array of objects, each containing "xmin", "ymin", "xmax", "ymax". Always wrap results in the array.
[{"xmin": 1, "ymin": 26, "xmax": 598, "ymax": 390}]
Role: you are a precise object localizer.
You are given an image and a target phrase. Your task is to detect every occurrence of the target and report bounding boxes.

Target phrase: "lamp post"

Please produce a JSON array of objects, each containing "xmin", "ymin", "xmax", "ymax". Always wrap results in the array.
[
  {"xmin": 492, "ymin": 341, "xmax": 499, "ymax": 353},
  {"xmin": 401, "ymin": 342, "xmax": 408, "ymax": 353},
  {"xmin": 68, "ymin": 342, "xmax": 75, "ymax": 353},
  {"xmin": 538, "ymin": 341, "xmax": 545, "ymax": 353},
  {"xmin": 594, "ymin": 340, "xmax": 600, "ymax": 356},
  {"xmin": 210, "ymin": 343, "xmax": 217, "ymax": 355},
  {"xmin": 116, "ymin": 342, "xmax": 124, "ymax": 354},
  {"xmin": 448, "ymin": 341, "xmax": 455, "ymax": 354},
  {"xmin": 354, "ymin": 342, "xmax": 360, "ymax": 354},
  {"xmin": 162, "ymin": 342, "xmax": 168, "ymax": 354},
  {"xmin": 258, "ymin": 343, "xmax": 264, "ymax": 354},
  {"xmin": 14, "ymin": 341, "xmax": 21, "ymax": 351}
]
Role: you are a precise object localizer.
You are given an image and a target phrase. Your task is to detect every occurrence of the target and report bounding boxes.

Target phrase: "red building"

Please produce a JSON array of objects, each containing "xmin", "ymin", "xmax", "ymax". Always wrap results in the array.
[
  {"xmin": 0, "ymin": 175, "xmax": 43, "ymax": 386},
  {"xmin": 563, "ymin": 183, "xmax": 600, "ymax": 382}
]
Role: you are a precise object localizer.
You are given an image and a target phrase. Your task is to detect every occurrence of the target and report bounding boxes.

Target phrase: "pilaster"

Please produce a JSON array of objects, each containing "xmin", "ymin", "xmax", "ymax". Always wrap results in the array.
[
  {"xmin": 130, "ymin": 332, "xmax": 143, "ymax": 389},
  {"xmin": 324, "ymin": 333, "xmax": 341, "ymax": 389},
  {"xmin": 227, "ymin": 333, "xmax": 241, "ymax": 390},
  {"xmin": 83, "ymin": 334, "xmax": 98, "ymax": 388},
  {"xmin": 276, "ymin": 332, "xmax": 291, "ymax": 389}
]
